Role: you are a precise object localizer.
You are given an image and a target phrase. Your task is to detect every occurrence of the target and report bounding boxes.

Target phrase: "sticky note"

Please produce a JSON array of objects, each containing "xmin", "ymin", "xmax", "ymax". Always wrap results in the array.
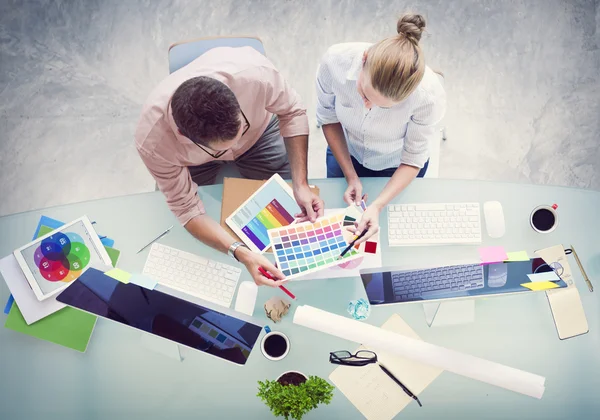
[
  {"xmin": 129, "ymin": 274, "xmax": 158, "ymax": 290},
  {"xmin": 478, "ymin": 246, "xmax": 508, "ymax": 264},
  {"xmin": 505, "ymin": 251, "xmax": 529, "ymax": 262},
  {"xmin": 527, "ymin": 272, "xmax": 560, "ymax": 282},
  {"xmin": 364, "ymin": 241, "xmax": 378, "ymax": 254},
  {"xmin": 521, "ymin": 281, "xmax": 560, "ymax": 291},
  {"xmin": 105, "ymin": 268, "xmax": 131, "ymax": 284},
  {"xmin": 4, "ymin": 295, "xmax": 14, "ymax": 315}
]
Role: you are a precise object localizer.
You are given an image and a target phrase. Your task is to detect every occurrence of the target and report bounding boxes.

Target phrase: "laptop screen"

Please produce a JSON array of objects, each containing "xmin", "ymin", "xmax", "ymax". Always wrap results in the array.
[
  {"xmin": 57, "ymin": 268, "xmax": 261, "ymax": 365},
  {"xmin": 360, "ymin": 258, "xmax": 568, "ymax": 305}
]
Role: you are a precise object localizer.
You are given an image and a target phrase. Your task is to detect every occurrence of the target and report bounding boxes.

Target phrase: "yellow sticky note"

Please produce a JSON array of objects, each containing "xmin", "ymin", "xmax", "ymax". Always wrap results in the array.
[
  {"xmin": 505, "ymin": 251, "xmax": 529, "ymax": 262},
  {"xmin": 105, "ymin": 268, "xmax": 131, "ymax": 284},
  {"xmin": 520, "ymin": 281, "xmax": 559, "ymax": 291}
]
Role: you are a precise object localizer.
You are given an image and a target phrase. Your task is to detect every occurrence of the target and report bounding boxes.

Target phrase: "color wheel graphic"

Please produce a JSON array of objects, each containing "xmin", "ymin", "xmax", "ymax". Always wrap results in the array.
[{"xmin": 34, "ymin": 232, "xmax": 91, "ymax": 282}]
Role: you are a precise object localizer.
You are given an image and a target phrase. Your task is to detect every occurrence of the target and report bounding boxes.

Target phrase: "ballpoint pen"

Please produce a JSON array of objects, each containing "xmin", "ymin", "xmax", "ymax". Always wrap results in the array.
[
  {"xmin": 137, "ymin": 225, "xmax": 174, "ymax": 254},
  {"xmin": 258, "ymin": 267, "xmax": 296, "ymax": 300},
  {"xmin": 378, "ymin": 363, "xmax": 422, "ymax": 407},
  {"xmin": 570, "ymin": 245, "xmax": 593, "ymax": 292}
]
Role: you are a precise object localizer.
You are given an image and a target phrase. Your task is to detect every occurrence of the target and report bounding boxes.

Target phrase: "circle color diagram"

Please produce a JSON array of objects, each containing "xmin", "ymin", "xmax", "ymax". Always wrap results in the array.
[{"xmin": 36, "ymin": 233, "xmax": 90, "ymax": 283}]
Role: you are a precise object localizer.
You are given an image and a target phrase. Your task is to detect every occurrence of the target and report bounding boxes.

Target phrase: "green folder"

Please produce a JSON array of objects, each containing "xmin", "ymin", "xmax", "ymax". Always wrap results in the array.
[{"xmin": 4, "ymin": 225, "xmax": 120, "ymax": 352}]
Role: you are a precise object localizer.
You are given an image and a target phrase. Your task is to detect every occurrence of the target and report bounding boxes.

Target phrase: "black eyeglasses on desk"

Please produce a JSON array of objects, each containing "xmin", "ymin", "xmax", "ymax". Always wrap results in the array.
[
  {"xmin": 192, "ymin": 110, "xmax": 250, "ymax": 159},
  {"xmin": 329, "ymin": 350, "xmax": 422, "ymax": 407}
]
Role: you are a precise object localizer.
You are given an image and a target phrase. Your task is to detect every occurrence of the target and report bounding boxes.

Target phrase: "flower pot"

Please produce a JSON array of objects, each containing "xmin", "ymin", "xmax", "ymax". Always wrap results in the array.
[{"xmin": 277, "ymin": 371, "xmax": 307, "ymax": 386}]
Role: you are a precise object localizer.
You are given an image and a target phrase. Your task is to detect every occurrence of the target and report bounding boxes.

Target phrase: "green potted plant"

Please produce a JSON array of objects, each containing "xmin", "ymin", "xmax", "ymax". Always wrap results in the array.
[{"xmin": 257, "ymin": 371, "xmax": 335, "ymax": 420}]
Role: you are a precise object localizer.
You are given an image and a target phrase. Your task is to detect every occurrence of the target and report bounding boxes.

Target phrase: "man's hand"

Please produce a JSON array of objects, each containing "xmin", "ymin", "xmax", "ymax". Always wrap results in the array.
[
  {"xmin": 344, "ymin": 177, "xmax": 364, "ymax": 206},
  {"xmin": 235, "ymin": 246, "xmax": 287, "ymax": 287},
  {"xmin": 350, "ymin": 205, "xmax": 380, "ymax": 245},
  {"xmin": 293, "ymin": 184, "xmax": 324, "ymax": 223}
]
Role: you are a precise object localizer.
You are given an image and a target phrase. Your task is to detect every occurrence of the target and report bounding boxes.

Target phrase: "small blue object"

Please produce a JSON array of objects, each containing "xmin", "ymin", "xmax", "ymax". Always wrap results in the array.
[
  {"xmin": 3, "ymin": 295, "xmax": 14, "ymax": 314},
  {"xmin": 348, "ymin": 298, "xmax": 371, "ymax": 320},
  {"xmin": 264, "ymin": 326, "xmax": 271, "ymax": 334}
]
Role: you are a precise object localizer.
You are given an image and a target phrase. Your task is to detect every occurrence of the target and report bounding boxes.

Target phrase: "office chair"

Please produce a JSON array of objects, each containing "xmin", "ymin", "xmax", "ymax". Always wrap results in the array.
[{"xmin": 166, "ymin": 36, "xmax": 266, "ymax": 185}]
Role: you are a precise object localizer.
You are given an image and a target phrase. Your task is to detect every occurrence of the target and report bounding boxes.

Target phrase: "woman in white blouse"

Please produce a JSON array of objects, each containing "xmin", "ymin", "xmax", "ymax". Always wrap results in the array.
[{"xmin": 316, "ymin": 14, "xmax": 446, "ymax": 243}]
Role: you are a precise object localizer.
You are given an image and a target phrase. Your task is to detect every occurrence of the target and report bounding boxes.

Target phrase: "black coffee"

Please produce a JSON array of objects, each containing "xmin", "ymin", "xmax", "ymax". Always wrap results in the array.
[
  {"xmin": 532, "ymin": 208, "xmax": 556, "ymax": 231},
  {"xmin": 264, "ymin": 334, "xmax": 288, "ymax": 358}
]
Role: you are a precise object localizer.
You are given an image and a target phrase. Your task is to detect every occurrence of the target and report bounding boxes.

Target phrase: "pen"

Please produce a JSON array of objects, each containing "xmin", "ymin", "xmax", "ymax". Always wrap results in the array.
[
  {"xmin": 337, "ymin": 230, "xmax": 367, "ymax": 260},
  {"xmin": 570, "ymin": 245, "xmax": 593, "ymax": 292},
  {"xmin": 258, "ymin": 267, "xmax": 296, "ymax": 300},
  {"xmin": 378, "ymin": 363, "xmax": 422, "ymax": 407},
  {"xmin": 137, "ymin": 225, "xmax": 174, "ymax": 254}
]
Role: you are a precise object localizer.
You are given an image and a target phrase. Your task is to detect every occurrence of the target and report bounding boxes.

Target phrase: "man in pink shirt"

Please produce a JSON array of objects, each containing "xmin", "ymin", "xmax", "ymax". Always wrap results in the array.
[{"xmin": 135, "ymin": 46, "xmax": 323, "ymax": 286}]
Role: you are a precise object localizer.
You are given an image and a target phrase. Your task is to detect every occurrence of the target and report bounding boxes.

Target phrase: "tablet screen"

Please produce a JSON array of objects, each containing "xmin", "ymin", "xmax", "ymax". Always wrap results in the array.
[
  {"xmin": 19, "ymin": 220, "xmax": 106, "ymax": 295},
  {"xmin": 57, "ymin": 268, "xmax": 262, "ymax": 365}
]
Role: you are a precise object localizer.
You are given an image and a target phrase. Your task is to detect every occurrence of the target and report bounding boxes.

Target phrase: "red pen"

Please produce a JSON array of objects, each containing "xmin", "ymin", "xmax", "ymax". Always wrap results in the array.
[{"xmin": 258, "ymin": 267, "xmax": 296, "ymax": 300}]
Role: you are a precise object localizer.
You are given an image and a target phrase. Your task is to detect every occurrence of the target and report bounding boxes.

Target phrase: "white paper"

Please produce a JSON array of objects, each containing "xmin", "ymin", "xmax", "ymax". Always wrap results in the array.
[
  {"xmin": 431, "ymin": 300, "xmax": 475, "ymax": 327},
  {"xmin": 294, "ymin": 209, "xmax": 382, "ymax": 281},
  {"xmin": 527, "ymin": 272, "xmax": 560, "ymax": 282},
  {"xmin": 422, "ymin": 302, "xmax": 439, "ymax": 326},
  {"xmin": 0, "ymin": 254, "xmax": 65, "ymax": 324},
  {"xmin": 294, "ymin": 305, "xmax": 545, "ymax": 398},
  {"xmin": 535, "ymin": 245, "xmax": 589, "ymax": 339},
  {"xmin": 330, "ymin": 314, "xmax": 442, "ymax": 420}
]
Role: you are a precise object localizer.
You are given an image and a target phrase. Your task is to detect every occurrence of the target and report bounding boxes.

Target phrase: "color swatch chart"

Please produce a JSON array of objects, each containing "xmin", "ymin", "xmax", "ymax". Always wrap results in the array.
[{"xmin": 268, "ymin": 213, "xmax": 362, "ymax": 279}]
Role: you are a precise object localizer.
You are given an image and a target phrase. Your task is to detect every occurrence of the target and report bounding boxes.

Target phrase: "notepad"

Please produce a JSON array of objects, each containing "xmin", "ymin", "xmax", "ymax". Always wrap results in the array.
[{"xmin": 329, "ymin": 314, "xmax": 443, "ymax": 419}]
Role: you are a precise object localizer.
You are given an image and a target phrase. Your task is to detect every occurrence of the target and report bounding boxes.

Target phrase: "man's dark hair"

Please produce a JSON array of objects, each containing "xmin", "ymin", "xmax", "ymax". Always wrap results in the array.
[{"xmin": 171, "ymin": 76, "xmax": 241, "ymax": 145}]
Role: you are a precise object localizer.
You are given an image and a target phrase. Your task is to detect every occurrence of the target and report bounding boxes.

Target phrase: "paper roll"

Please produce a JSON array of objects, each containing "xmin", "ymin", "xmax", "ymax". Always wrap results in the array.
[{"xmin": 293, "ymin": 305, "xmax": 545, "ymax": 399}]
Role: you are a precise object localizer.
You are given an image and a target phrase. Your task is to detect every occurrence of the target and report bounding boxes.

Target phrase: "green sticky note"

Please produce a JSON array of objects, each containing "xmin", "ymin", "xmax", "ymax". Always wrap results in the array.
[
  {"xmin": 105, "ymin": 268, "xmax": 131, "ymax": 284},
  {"xmin": 5, "ymin": 303, "xmax": 97, "ymax": 352},
  {"xmin": 506, "ymin": 251, "xmax": 530, "ymax": 262},
  {"xmin": 38, "ymin": 225, "xmax": 54, "ymax": 236}
]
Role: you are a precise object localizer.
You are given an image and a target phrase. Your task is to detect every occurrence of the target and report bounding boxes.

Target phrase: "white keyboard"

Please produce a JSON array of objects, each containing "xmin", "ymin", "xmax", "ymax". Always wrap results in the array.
[
  {"xmin": 387, "ymin": 202, "xmax": 482, "ymax": 246},
  {"xmin": 143, "ymin": 243, "xmax": 242, "ymax": 307}
]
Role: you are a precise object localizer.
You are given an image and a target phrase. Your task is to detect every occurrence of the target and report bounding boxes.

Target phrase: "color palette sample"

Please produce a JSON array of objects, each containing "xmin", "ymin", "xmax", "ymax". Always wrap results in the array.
[
  {"xmin": 226, "ymin": 174, "xmax": 300, "ymax": 253},
  {"xmin": 268, "ymin": 213, "xmax": 362, "ymax": 279}
]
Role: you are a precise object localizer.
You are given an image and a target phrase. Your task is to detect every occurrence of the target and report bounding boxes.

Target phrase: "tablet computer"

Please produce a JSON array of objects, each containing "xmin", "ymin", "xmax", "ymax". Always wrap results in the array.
[
  {"xmin": 226, "ymin": 173, "xmax": 300, "ymax": 253},
  {"xmin": 13, "ymin": 216, "xmax": 112, "ymax": 301}
]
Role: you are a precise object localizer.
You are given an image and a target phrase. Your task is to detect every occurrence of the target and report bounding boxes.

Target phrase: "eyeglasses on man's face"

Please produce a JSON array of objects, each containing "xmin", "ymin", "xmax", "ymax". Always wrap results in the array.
[{"xmin": 192, "ymin": 110, "xmax": 250, "ymax": 159}]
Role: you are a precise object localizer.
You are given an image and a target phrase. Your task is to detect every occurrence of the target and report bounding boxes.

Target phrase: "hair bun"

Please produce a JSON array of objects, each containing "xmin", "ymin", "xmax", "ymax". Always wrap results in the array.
[{"xmin": 396, "ymin": 14, "xmax": 426, "ymax": 42}]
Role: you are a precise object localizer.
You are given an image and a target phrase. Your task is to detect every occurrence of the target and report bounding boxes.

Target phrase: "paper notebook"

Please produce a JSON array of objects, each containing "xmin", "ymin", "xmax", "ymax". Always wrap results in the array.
[
  {"xmin": 329, "ymin": 314, "xmax": 443, "ymax": 420},
  {"xmin": 535, "ymin": 244, "xmax": 589, "ymax": 340}
]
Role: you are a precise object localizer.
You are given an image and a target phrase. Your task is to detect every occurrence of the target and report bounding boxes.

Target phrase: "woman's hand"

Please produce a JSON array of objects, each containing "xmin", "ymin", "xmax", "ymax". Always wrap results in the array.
[
  {"xmin": 350, "ymin": 205, "xmax": 380, "ymax": 245},
  {"xmin": 344, "ymin": 177, "xmax": 363, "ymax": 206}
]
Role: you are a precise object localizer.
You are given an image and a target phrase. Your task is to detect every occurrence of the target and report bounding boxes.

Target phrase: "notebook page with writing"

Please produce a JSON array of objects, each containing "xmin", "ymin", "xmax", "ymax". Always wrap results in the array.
[{"xmin": 329, "ymin": 314, "xmax": 443, "ymax": 420}]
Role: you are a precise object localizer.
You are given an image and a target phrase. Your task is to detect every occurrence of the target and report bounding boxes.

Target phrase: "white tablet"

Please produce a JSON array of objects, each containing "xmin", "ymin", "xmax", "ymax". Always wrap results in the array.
[
  {"xmin": 226, "ymin": 174, "xmax": 300, "ymax": 253},
  {"xmin": 13, "ymin": 216, "xmax": 112, "ymax": 301}
]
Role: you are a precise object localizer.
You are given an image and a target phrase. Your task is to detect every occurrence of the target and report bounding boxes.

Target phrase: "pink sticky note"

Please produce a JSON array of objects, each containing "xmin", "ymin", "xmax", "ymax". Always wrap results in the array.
[{"xmin": 478, "ymin": 246, "xmax": 508, "ymax": 264}]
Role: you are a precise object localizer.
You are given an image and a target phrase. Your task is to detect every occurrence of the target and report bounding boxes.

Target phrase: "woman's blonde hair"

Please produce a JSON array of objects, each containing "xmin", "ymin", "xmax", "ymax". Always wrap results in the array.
[{"xmin": 365, "ymin": 14, "xmax": 426, "ymax": 102}]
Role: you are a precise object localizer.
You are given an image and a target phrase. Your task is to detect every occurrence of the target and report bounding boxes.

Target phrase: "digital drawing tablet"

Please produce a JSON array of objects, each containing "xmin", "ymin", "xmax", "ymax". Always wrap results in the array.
[
  {"xmin": 57, "ymin": 268, "xmax": 262, "ymax": 365},
  {"xmin": 13, "ymin": 216, "xmax": 112, "ymax": 301},
  {"xmin": 225, "ymin": 173, "xmax": 300, "ymax": 253}
]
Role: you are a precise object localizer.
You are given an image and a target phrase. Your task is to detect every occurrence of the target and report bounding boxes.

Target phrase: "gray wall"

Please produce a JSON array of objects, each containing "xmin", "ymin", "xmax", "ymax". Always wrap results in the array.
[{"xmin": 1, "ymin": 0, "xmax": 599, "ymax": 216}]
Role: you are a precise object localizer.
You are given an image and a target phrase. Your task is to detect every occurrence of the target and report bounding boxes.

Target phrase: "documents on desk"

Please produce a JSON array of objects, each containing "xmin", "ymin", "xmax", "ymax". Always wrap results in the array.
[
  {"xmin": 535, "ymin": 244, "xmax": 589, "ymax": 339},
  {"xmin": 330, "ymin": 314, "xmax": 442, "ymax": 420}
]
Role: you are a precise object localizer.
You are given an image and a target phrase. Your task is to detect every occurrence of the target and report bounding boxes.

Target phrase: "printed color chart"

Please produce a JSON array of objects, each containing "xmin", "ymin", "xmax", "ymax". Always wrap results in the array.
[
  {"xmin": 268, "ymin": 213, "xmax": 362, "ymax": 279},
  {"xmin": 226, "ymin": 174, "xmax": 300, "ymax": 253}
]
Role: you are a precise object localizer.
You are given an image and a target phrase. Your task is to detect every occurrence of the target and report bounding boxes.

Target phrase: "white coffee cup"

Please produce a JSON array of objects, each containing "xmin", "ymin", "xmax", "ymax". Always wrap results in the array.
[
  {"xmin": 530, "ymin": 204, "xmax": 558, "ymax": 233},
  {"xmin": 260, "ymin": 331, "xmax": 290, "ymax": 361}
]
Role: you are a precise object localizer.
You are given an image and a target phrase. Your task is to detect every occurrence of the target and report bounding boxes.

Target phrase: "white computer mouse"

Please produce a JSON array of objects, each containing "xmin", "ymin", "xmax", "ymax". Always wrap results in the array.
[
  {"xmin": 483, "ymin": 201, "xmax": 505, "ymax": 238},
  {"xmin": 234, "ymin": 281, "xmax": 258, "ymax": 316}
]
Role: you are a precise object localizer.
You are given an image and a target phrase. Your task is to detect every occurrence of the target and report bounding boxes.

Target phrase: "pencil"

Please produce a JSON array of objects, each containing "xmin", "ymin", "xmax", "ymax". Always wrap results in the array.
[
  {"xmin": 137, "ymin": 225, "xmax": 173, "ymax": 254},
  {"xmin": 570, "ymin": 245, "xmax": 593, "ymax": 292},
  {"xmin": 258, "ymin": 267, "xmax": 296, "ymax": 300},
  {"xmin": 337, "ymin": 230, "xmax": 367, "ymax": 260}
]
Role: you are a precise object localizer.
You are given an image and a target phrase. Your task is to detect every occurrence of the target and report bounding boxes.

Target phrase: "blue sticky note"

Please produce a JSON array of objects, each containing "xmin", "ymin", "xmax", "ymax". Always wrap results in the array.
[
  {"xmin": 3, "ymin": 295, "xmax": 14, "ymax": 315},
  {"xmin": 100, "ymin": 237, "xmax": 115, "ymax": 247},
  {"xmin": 129, "ymin": 274, "xmax": 158, "ymax": 290},
  {"xmin": 527, "ymin": 271, "xmax": 561, "ymax": 283}
]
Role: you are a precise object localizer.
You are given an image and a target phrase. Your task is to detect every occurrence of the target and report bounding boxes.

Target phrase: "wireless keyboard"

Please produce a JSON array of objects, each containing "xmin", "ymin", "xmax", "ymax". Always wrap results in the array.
[
  {"xmin": 392, "ymin": 263, "xmax": 484, "ymax": 301},
  {"xmin": 387, "ymin": 203, "xmax": 482, "ymax": 246},
  {"xmin": 143, "ymin": 243, "xmax": 241, "ymax": 307}
]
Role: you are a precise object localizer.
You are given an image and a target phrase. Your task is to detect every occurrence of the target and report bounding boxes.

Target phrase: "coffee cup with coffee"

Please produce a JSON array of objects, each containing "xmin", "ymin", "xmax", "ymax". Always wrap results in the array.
[
  {"xmin": 530, "ymin": 204, "xmax": 558, "ymax": 233},
  {"xmin": 261, "ymin": 331, "xmax": 290, "ymax": 361}
]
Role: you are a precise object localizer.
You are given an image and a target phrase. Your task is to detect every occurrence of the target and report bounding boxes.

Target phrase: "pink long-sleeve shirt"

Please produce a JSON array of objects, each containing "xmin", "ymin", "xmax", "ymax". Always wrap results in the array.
[{"xmin": 135, "ymin": 47, "xmax": 309, "ymax": 225}]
